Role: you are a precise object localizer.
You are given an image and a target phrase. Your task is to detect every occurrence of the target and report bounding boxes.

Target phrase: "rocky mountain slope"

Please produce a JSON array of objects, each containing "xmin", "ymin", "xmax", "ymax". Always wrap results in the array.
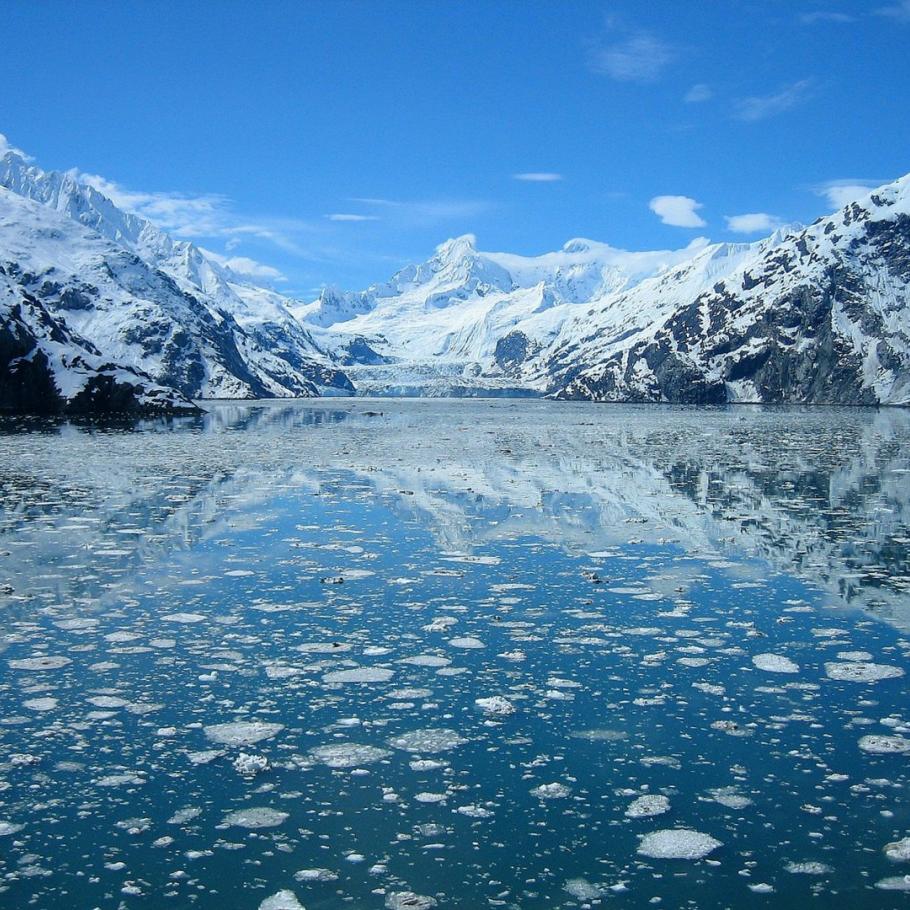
[
  {"xmin": 1, "ymin": 140, "xmax": 907, "ymax": 411},
  {"xmin": 554, "ymin": 177, "xmax": 910, "ymax": 405},
  {"xmin": 0, "ymin": 152, "xmax": 351, "ymax": 413}
]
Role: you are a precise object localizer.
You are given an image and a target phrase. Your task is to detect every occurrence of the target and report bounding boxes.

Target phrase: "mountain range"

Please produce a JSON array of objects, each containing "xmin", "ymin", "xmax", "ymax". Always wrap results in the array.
[{"xmin": 1, "ymin": 144, "xmax": 908, "ymax": 413}]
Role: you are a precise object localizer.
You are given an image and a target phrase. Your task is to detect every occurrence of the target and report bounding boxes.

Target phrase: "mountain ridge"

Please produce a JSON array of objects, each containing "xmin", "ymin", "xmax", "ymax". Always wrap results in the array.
[{"xmin": 0, "ymin": 141, "xmax": 908, "ymax": 411}]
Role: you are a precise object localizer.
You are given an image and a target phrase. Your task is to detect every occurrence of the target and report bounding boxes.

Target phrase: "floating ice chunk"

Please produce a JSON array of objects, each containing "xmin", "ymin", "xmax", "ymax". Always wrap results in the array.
[
  {"xmin": 23, "ymin": 697, "xmax": 57, "ymax": 711},
  {"xmin": 752, "ymin": 653, "xmax": 799, "ymax": 673},
  {"xmin": 0, "ymin": 822, "xmax": 24, "ymax": 836},
  {"xmin": 233, "ymin": 753, "xmax": 270, "ymax": 776},
  {"xmin": 309, "ymin": 743, "xmax": 391, "ymax": 768},
  {"xmin": 167, "ymin": 807, "xmax": 202, "ymax": 825},
  {"xmin": 859, "ymin": 735, "xmax": 910, "ymax": 754},
  {"xmin": 625, "ymin": 794, "xmax": 670, "ymax": 818},
  {"xmin": 748, "ymin": 883, "xmax": 775, "ymax": 893},
  {"xmin": 399, "ymin": 655, "xmax": 450, "ymax": 667},
  {"xmin": 707, "ymin": 787, "xmax": 753, "ymax": 809},
  {"xmin": 162, "ymin": 612, "xmax": 206, "ymax": 623},
  {"xmin": 259, "ymin": 890, "xmax": 305, "ymax": 910},
  {"xmin": 563, "ymin": 879, "xmax": 603, "ymax": 900},
  {"xmin": 186, "ymin": 750, "xmax": 224, "ymax": 765},
  {"xmin": 449, "ymin": 637, "xmax": 484, "ymax": 649},
  {"xmin": 323, "ymin": 667, "xmax": 394, "ymax": 684},
  {"xmin": 415, "ymin": 792, "xmax": 447, "ymax": 803},
  {"xmin": 389, "ymin": 729, "xmax": 467, "ymax": 753},
  {"xmin": 885, "ymin": 838, "xmax": 910, "ymax": 862},
  {"xmin": 97, "ymin": 773, "xmax": 146, "ymax": 787},
  {"xmin": 824, "ymin": 662, "xmax": 904, "ymax": 683},
  {"xmin": 204, "ymin": 722, "xmax": 284, "ymax": 746},
  {"xmin": 297, "ymin": 642, "xmax": 352, "ymax": 653},
  {"xmin": 876, "ymin": 876, "xmax": 910, "ymax": 891},
  {"xmin": 455, "ymin": 804, "xmax": 492, "ymax": 818},
  {"xmin": 223, "ymin": 807, "xmax": 289, "ymax": 829},
  {"xmin": 8, "ymin": 656, "xmax": 71, "ymax": 671},
  {"xmin": 294, "ymin": 868, "xmax": 339, "ymax": 882},
  {"xmin": 785, "ymin": 862, "xmax": 832, "ymax": 875},
  {"xmin": 530, "ymin": 782, "xmax": 572, "ymax": 800},
  {"xmin": 385, "ymin": 892, "xmax": 438, "ymax": 909},
  {"xmin": 637, "ymin": 829, "xmax": 722, "ymax": 860},
  {"xmin": 475, "ymin": 696, "xmax": 515, "ymax": 716}
]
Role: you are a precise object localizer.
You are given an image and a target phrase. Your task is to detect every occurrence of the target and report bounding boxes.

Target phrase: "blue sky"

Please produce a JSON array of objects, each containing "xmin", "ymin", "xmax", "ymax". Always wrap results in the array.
[{"xmin": 2, "ymin": 0, "xmax": 909, "ymax": 293}]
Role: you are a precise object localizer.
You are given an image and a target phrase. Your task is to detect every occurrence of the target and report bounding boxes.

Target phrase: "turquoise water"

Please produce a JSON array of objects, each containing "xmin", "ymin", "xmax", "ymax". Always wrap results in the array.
[{"xmin": 1, "ymin": 401, "xmax": 909, "ymax": 909}]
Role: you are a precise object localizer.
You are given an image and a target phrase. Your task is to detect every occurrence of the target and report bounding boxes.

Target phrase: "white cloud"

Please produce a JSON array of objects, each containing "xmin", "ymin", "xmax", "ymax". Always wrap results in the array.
[
  {"xmin": 876, "ymin": 0, "xmax": 910, "ymax": 21},
  {"xmin": 350, "ymin": 196, "xmax": 492, "ymax": 226},
  {"xmin": 79, "ymin": 172, "xmax": 315, "ymax": 255},
  {"xmin": 800, "ymin": 11, "xmax": 855, "ymax": 23},
  {"xmin": 683, "ymin": 83, "xmax": 713, "ymax": 103},
  {"xmin": 649, "ymin": 195, "xmax": 707, "ymax": 228},
  {"xmin": 513, "ymin": 172, "xmax": 564, "ymax": 182},
  {"xmin": 199, "ymin": 247, "xmax": 287, "ymax": 282},
  {"xmin": 325, "ymin": 213, "xmax": 380, "ymax": 222},
  {"xmin": 724, "ymin": 212, "xmax": 783, "ymax": 233},
  {"xmin": 734, "ymin": 79, "xmax": 814, "ymax": 121},
  {"xmin": 0, "ymin": 132, "xmax": 30, "ymax": 160},
  {"xmin": 589, "ymin": 28, "xmax": 675, "ymax": 84},
  {"xmin": 812, "ymin": 178, "xmax": 882, "ymax": 209}
]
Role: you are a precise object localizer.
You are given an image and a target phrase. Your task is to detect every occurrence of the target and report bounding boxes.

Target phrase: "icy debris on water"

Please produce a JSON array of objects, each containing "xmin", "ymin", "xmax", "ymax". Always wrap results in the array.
[
  {"xmin": 885, "ymin": 837, "xmax": 910, "ymax": 862},
  {"xmin": 294, "ymin": 868, "xmax": 339, "ymax": 882},
  {"xmin": 204, "ymin": 721, "xmax": 284, "ymax": 746},
  {"xmin": 824, "ymin": 662, "xmax": 904, "ymax": 682},
  {"xmin": 475, "ymin": 696, "xmax": 515, "ymax": 716},
  {"xmin": 0, "ymin": 822, "xmax": 24, "ymax": 836},
  {"xmin": 858, "ymin": 735, "xmax": 910, "ymax": 754},
  {"xmin": 785, "ymin": 862, "xmax": 833, "ymax": 875},
  {"xmin": 876, "ymin": 876, "xmax": 910, "ymax": 890},
  {"xmin": 259, "ymin": 890, "xmax": 305, "ymax": 910},
  {"xmin": 563, "ymin": 878, "xmax": 603, "ymax": 900},
  {"xmin": 223, "ymin": 807, "xmax": 289, "ymax": 828},
  {"xmin": 752, "ymin": 653, "xmax": 799, "ymax": 673},
  {"xmin": 530, "ymin": 782, "xmax": 572, "ymax": 800},
  {"xmin": 233, "ymin": 752, "xmax": 270, "ymax": 776},
  {"xmin": 323, "ymin": 667, "xmax": 395, "ymax": 684},
  {"xmin": 385, "ymin": 892, "xmax": 438, "ymax": 909},
  {"xmin": 625, "ymin": 794, "xmax": 670, "ymax": 818},
  {"xmin": 309, "ymin": 743, "xmax": 392, "ymax": 768},
  {"xmin": 8, "ymin": 656, "xmax": 71, "ymax": 671},
  {"xmin": 389, "ymin": 729, "xmax": 467, "ymax": 753},
  {"xmin": 637, "ymin": 829, "xmax": 722, "ymax": 860}
]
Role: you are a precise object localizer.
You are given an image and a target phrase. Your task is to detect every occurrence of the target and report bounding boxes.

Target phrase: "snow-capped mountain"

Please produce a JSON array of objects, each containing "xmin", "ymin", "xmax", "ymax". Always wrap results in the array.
[
  {"xmin": 0, "ymin": 151, "xmax": 351, "ymax": 412},
  {"xmin": 295, "ymin": 232, "xmax": 720, "ymax": 396},
  {"xmin": 1, "ymin": 137, "xmax": 908, "ymax": 412},
  {"xmin": 554, "ymin": 177, "xmax": 910, "ymax": 405}
]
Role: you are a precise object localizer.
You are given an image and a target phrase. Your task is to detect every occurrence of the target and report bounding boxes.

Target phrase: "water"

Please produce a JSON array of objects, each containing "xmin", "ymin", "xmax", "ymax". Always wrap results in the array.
[{"xmin": 1, "ymin": 400, "xmax": 909, "ymax": 909}]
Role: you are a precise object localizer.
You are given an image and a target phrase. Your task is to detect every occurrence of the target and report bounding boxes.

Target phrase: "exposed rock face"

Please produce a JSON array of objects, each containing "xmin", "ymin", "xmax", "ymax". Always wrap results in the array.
[
  {"xmin": 0, "ymin": 276, "xmax": 197, "ymax": 415},
  {"xmin": 0, "ymin": 151, "xmax": 352, "ymax": 409},
  {"xmin": 554, "ymin": 183, "xmax": 910, "ymax": 405}
]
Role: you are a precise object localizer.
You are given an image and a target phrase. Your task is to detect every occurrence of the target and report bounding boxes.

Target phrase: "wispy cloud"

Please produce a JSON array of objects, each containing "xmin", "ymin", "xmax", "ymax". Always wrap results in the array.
[
  {"xmin": 649, "ymin": 195, "xmax": 706, "ymax": 228},
  {"xmin": 80, "ymin": 172, "xmax": 317, "ymax": 255},
  {"xmin": 734, "ymin": 79, "xmax": 814, "ymax": 121},
  {"xmin": 799, "ymin": 11, "xmax": 855, "ymax": 23},
  {"xmin": 589, "ymin": 20, "xmax": 676, "ymax": 84},
  {"xmin": 350, "ymin": 196, "xmax": 492, "ymax": 226},
  {"xmin": 0, "ymin": 132, "xmax": 31, "ymax": 160},
  {"xmin": 325, "ymin": 213, "xmax": 380, "ymax": 222},
  {"xmin": 876, "ymin": 0, "xmax": 910, "ymax": 21},
  {"xmin": 683, "ymin": 83, "xmax": 713, "ymax": 103},
  {"xmin": 512, "ymin": 172, "xmax": 563, "ymax": 182},
  {"xmin": 724, "ymin": 212, "xmax": 783, "ymax": 233},
  {"xmin": 812, "ymin": 178, "xmax": 882, "ymax": 208},
  {"xmin": 199, "ymin": 248, "xmax": 287, "ymax": 282}
]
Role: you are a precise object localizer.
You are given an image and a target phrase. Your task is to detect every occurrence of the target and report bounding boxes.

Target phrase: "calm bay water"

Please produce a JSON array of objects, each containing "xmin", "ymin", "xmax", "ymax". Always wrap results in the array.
[{"xmin": 1, "ymin": 400, "xmax": 909, "ymax": 909}]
